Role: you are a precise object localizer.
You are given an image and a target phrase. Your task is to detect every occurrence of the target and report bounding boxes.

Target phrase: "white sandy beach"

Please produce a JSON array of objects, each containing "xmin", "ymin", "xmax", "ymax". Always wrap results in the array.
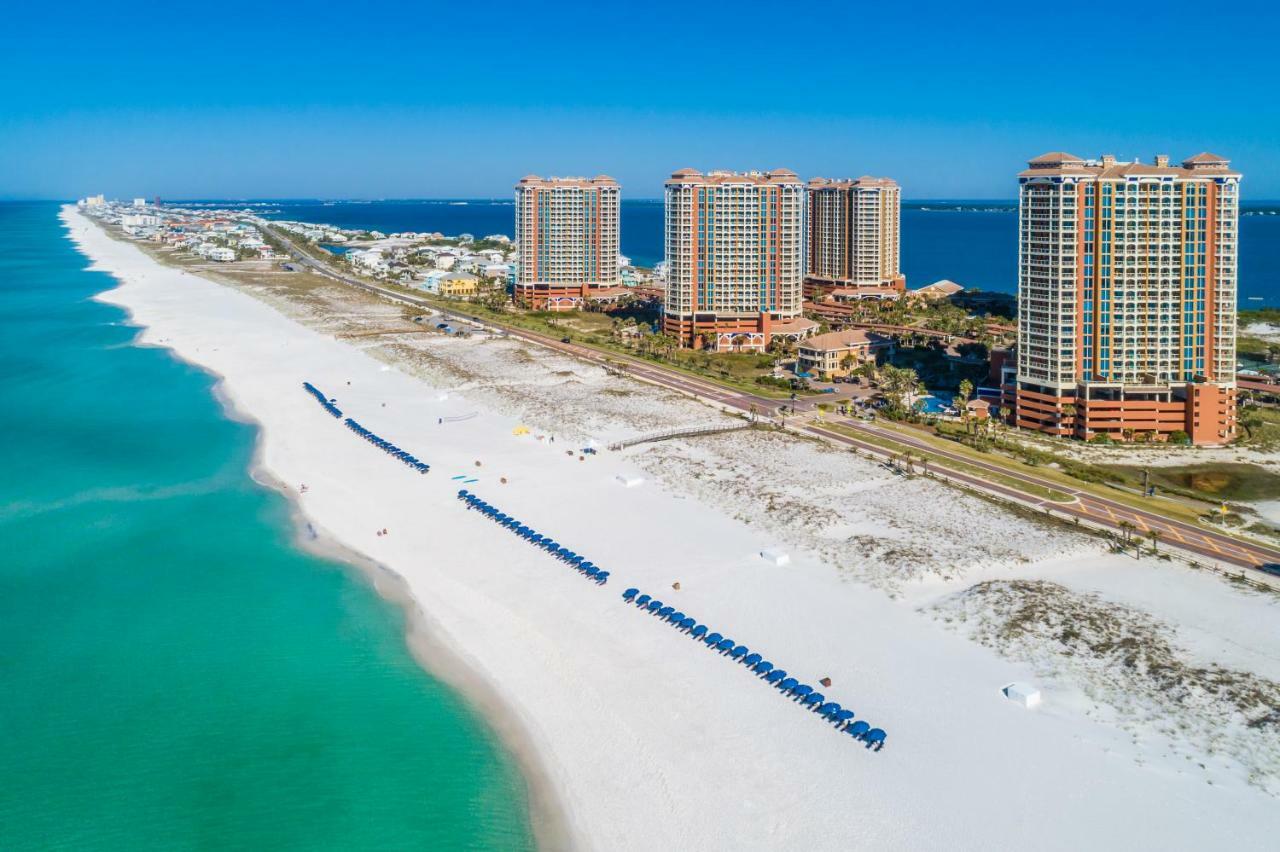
[{"xmin": 64, "ymin": 206, "xmax": 1280, "ymax": 850}]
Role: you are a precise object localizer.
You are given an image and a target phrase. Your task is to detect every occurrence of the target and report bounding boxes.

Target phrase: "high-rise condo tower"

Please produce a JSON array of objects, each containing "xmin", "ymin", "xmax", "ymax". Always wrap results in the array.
[
  {"xmin": 805, "ymin": 176, "xmax": 904, "ymax": 301},
  {"xmin": 514, "ymin": 175, "xmax": 620, "ymax": 311},
  {"xmin": 1011, "ymin": 152, "xmax": 1239, "ymax": 444},
  {"xmin": 662, "ymin": 169, "xmax": 808, "ymax": 350}
]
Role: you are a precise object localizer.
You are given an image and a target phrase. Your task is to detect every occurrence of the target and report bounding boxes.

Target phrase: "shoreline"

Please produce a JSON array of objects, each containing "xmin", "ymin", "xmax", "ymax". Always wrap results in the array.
[
  {"xmin": 68, "ymin": 210, "xmax": 573, "ymax": 849},
  {"xmin": 62, "ymin": 205, "xmax": 1280, "ymax": 848}
]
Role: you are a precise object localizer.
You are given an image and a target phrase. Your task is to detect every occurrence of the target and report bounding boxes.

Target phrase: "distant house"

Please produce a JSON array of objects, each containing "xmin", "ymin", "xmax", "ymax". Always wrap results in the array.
[
  {"xmin": 796, "ymin": 329, "xmax": 892, "ymax": 378},
  {"xmin": 908, "ymin": 279, "xmax": 964, "ymax": 301},
  {"xmin": 208, "ymin": 246, "xmax": 237, "ymax": 262},
  {"xmin": 416, "ymin": 270, "xmax": 480, "ymax": 297},
  {"xmin": 965, "ymin": 398, "xmax": 992, "ymax": 421},
  {"xmin": 349, "ymin": 250, "xmax": 389, "ymax": 273},
  {"xmin": 436, "ymin": 272, "xmax": 480, "ymax": 298}
]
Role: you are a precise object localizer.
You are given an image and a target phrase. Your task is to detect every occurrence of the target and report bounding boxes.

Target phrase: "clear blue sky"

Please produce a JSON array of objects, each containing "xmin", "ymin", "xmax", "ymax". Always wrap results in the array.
[{"xmin": 2, "ymin": 0, "xmax": 1277, "ymax": 199}]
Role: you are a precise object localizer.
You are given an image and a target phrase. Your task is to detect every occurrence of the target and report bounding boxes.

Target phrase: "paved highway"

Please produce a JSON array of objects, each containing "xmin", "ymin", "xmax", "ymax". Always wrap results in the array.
[{"xmin": 261, "ymin": 222, "xmax": 1280, "ymax": 574}]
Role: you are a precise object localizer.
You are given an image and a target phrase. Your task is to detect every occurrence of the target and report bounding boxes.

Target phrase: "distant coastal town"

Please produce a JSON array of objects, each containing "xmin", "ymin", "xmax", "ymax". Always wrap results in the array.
[{"xmin": 81, "ymin": 151, "xmax": 1280, "ymax": 458}]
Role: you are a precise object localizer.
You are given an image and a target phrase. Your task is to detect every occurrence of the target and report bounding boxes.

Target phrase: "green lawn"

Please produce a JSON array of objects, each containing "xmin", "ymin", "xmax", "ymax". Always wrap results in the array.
[{"xmin": 1102, "ymin": 462, "xmax": 1280, "ymax": 503}]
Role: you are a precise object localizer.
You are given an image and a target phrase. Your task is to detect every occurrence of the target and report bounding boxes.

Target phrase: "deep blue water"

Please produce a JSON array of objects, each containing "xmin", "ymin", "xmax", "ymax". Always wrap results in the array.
[{"xmin": 173, "ymin": 198, "xmax": 1280, "ymax": 306}]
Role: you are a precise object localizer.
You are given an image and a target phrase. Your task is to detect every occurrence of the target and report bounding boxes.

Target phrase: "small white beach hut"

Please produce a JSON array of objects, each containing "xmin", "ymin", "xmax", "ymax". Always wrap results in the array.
[
  {"xmin": 760, "ymin": 548, "xmax": 791, "ymax": 566},
  {"xmin": 1002, "ymin": 682, "xmax": 1042, "ymax": 708}
]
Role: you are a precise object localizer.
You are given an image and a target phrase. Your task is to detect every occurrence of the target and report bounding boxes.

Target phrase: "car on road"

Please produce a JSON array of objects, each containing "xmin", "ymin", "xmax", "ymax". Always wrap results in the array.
[
  {"xmin": 1260, "ymin": 563, "xmax": 1280, "ymax": 578},
  {"xmin": 560, "ymin": 337, "xmax": 571, "ymax": 344}
]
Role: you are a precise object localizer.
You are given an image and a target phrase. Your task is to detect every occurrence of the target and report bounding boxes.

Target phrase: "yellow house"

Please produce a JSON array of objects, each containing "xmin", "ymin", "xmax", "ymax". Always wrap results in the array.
[
  {"xmin": 796, "ymin": 329, "xmax": 892, "ymax": 379},
  {"xmin": 437, "ymin": 272, "xmax": 480, "ymax": 298}
]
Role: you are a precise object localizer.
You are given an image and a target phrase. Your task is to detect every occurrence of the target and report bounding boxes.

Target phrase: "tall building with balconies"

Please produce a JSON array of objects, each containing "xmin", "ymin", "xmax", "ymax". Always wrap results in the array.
[
  {"xmin": 1013, "ymin": 152, "xmax": 1239, "ymax": 445},
  {"xmin": 514, "ymin": 175, "xmax": 620, "ymax": 310},
  {"xmin": 662, "ymin": 168, "xmax": 810, "ymax": 351},
  {"xmin": 805, "ymin": 176, "xmax": 904, "ymax": 300}
]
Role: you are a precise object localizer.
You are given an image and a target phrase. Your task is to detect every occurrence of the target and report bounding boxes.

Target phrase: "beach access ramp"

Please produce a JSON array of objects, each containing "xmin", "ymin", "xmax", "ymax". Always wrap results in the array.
[{"xmin": 608, "ymin": 420, "xmax": 753, "ymax": 451}]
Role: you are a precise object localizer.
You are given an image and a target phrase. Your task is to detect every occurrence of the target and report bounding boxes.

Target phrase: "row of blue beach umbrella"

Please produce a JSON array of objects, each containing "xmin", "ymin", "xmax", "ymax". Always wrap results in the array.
[
  {"xmin": 457, "ymin": 490, "xmax": 610, "ymax": 585},
  {"xmin": 345, "ymin": 417, "xmax": 429, "ymax": 473},
  {"xmin": 302, "ymin": 382, "xmax": 343, "ymax": 418},
  {"xmin": 621, "ymin": 587, "xmax": 887, "ymax": 751}
]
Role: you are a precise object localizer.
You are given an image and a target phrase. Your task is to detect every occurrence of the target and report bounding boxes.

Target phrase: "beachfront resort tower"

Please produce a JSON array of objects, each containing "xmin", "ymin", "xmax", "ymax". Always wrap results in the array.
[
  {"xmin": 514, "ymin": 175, "xmax": 620, "ymax": 310},
  {"xmin": 1012, "ymin": 152, "xmax": 1240, "ymax": 445},
  {"xmin": 804, "ymin": 176, "xmax": 904, "ymax": 301},
  {"xmin": 662, "ymin": 169, "xmax": 811, "ymax": 351}
]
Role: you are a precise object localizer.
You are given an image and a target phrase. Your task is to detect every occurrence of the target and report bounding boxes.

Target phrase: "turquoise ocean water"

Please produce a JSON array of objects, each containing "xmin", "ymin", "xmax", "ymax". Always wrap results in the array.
[{"xmin": 0, "ymin": 202, "xmax": 533, "ymax": 850}]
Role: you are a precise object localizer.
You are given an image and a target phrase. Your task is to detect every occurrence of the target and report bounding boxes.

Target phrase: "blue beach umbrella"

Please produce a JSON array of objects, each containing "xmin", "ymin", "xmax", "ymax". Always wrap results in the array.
[
  {"xmin": 647, "ymin": 600, "xmax": 663, "ymax": 612},
  {"xmin": 867, "ymin": 729, "xmax": 886, "ymax": 744},
  {"xmin": 690, "ymin": 624, "xmax": 707, "ymax": 638},
  {"xmin": 779, "ymin": 678, "xmax": 799, "ymax": 691},
  {"xmin": 730, "ymin": 645, "xmax": 748, "ymax": 659},
  {"xmin": 849, "ymin": 721, "xmax": 870, "ymax": 737},
  {"xmin": 658, "ymin": 606, "xmax": 674, "ymax": 618},
  {"xmin": 716, "ymin": 638, "xmax": 735, "ymax": 651},
  {"xmin": 584, "ymin": 566, "xmax": 599, "ymax": 577},
  {"xmin": 670, "ymin": 612, "xmax": 685, "ymax": 624},
  {"xmin": 623, "ymin": 588, "xmax": 639, "ymax": 601},
  {"xmin": 595, "ymin": 571, "xmax": 609, "ymax": 582},
  {"xmin": 680, "ymin": 617, "xmax": 695, "ymax": 629},
  {"xmin": 834, "ymin": 710, "xmax": 855, "ymax": 723},
  {"xmin": 793, "ymin": 685, "xmax": 813, "ymax": 698},
  {"xmin": 743, "ymin": 653, "xmax": 762, "ymax": 666},
  {"xmin": 802, "ymin": 694, "xmax": 821, "ymax": 707},
  {"xmin": 764, "ymin": 669, "xmax": 784, "ymax": 683},
  {"xmin": 636, "ymin": 594, "xmax": 651, "ymax": 606},
  {"xmin": 754, "ymin": 661, "xmax": 773, "ymax": 674}
]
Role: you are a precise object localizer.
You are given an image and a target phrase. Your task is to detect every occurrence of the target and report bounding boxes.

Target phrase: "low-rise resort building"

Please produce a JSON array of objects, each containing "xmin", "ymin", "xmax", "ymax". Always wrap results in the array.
[{"xmin": 796, "ymin": 329, "xmax": 893, "ymax": 379}]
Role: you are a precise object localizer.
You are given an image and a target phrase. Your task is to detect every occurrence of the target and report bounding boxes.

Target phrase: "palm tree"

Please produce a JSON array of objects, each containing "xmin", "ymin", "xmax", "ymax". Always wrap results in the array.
[
  {"xmin": 954, "ymin": 378, "xmax": 974, "ymax": 431},
  {"xmin": 1117, "ymin": 520, "xmax": 1135, "ymax": 545},
  {"xmin": 1147, "ymin": 529, "xmax": 1161, "ymax": 554}
]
